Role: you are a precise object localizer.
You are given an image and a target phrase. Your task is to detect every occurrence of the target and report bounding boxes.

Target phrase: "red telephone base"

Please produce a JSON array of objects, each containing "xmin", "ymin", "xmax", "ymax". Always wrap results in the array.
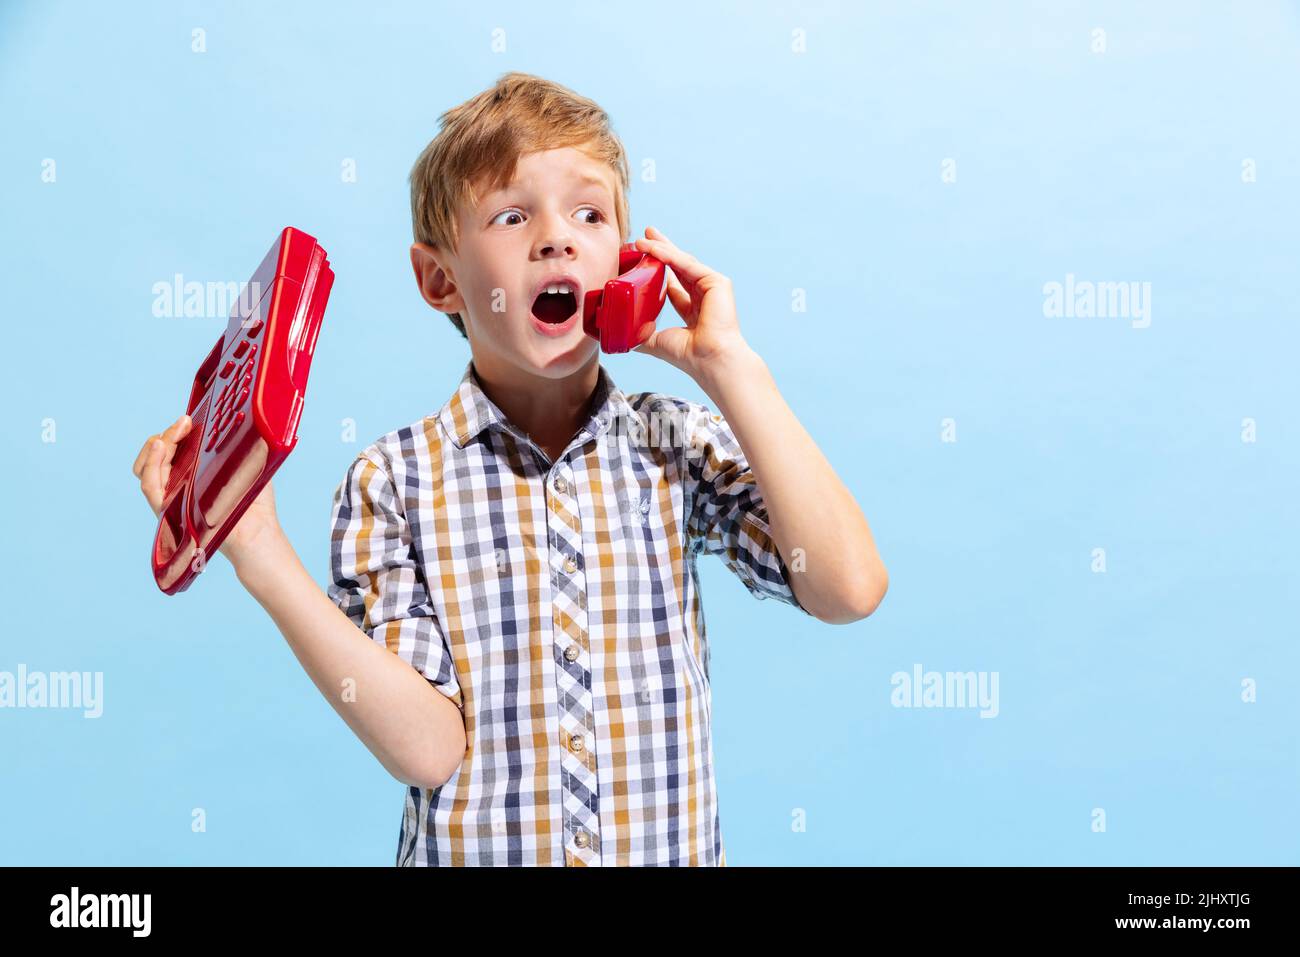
[{"xmin": 152, "ymin": 227, "xmax": 333, "ymax": 594}]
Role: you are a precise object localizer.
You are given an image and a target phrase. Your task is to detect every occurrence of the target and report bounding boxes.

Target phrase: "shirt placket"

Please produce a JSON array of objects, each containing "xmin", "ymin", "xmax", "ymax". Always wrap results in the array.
[{"xmin": 547, "ymin": 456, "xmax": 600, "ymax": 866}]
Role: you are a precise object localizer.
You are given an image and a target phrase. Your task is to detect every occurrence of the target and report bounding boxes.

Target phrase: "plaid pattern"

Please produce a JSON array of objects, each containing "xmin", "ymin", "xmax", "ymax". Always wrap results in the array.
[{"xmin": 328, "ymin": 358, "xmax": 810, "ymax": 866}]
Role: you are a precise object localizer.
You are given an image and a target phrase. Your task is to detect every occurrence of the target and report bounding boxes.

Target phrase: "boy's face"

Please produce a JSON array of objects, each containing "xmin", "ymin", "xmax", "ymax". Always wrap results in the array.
[{"xmin": 412, "ymin": 145, "xmax": 623, "ymax": 383}]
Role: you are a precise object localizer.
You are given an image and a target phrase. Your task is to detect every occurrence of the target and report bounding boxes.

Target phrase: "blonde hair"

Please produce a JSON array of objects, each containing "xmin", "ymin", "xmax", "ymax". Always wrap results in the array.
[{"xmin": 409, "ymin": 72, "xmax": 632, "ymax": 339}]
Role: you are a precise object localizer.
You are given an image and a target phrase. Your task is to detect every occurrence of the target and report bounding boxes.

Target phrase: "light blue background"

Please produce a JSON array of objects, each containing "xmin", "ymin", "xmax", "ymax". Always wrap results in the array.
[{"xmin": 1, "ymin": 0, "xmax": 1296, "ymax": 865}]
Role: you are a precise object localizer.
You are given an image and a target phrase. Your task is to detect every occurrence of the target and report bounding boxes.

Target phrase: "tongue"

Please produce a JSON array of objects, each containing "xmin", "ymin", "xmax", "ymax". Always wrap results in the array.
[{"xmin": 533, "ymin": 292, "xmax": 576, "ymax": 324}]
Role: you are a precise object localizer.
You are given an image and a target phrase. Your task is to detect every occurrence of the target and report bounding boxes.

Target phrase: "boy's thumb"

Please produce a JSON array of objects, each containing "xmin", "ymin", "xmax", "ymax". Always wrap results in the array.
[{"xmin": 632, "ymin": 328, "xmax": 663, "ymax": 360}]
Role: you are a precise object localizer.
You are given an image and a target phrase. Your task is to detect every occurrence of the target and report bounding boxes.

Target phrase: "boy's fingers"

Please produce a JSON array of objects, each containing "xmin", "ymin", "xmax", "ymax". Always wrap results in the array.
[
  {"xmin": 163, "ymin": 414, "xmax": 190, "ymax": 443},
  {"xmin": 641, "ymin": 228, "xmax": 713, "ymax": 282},
  {"xmin": 132, "ymin": 436, "xmax": 161, "ymax": 478},
  {"xmin": 664, "ymin": 270, "xmax": 691, "ymax": 317},
  {"xmin": 635, "ymin": 235, "xmax": 712, "ymax": 286},
  {"xmin": 140, "ymin": 439, "xmax": 163, "ymax": 507},
  {"xmin": 670, "ymin": 261, "xmax": 701, "ymax": 293},
  {"xmin": 160, "ymin": 415, "xmax": 191, "ymax": 466},
  {"xmin": 637, "ymin": 240, "xmax": 707, "ymax": 297},
  {"xmin": 132, "ymin": 415, "xmax": 189, "ymax": 478}
]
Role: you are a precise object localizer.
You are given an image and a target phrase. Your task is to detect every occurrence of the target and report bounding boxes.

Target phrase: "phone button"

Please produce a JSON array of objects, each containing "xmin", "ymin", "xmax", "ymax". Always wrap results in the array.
[
  {"xmin": 218, "ymin": 360, "xmax": 236, "ymax": 379},
  {"xmin": 245, "ymin": 318, "xmax": 265, "ymax": 339},
  {"xmin": 215, "ymin": 412, "xmax": 245, "ymax": 451},
  {"xmin": 233, "ymin": 339, "xmax": 249, "ymax": 359}
]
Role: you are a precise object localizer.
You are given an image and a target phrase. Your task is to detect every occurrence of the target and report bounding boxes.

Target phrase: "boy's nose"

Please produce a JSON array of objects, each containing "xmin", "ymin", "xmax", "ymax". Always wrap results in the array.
[
  {"xmin": 532, "ymin": 216, "xmax": 576, "ymax": 259},
  {"xmin": 534, "ymin": 238, "xmax": 576, "ymax": 258}
]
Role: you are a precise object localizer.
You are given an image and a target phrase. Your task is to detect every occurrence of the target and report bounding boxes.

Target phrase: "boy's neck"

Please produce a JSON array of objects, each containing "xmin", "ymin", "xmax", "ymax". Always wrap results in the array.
[{"xmin": 470, "ymin": 354, "xmax": 602, "ymax": 462}]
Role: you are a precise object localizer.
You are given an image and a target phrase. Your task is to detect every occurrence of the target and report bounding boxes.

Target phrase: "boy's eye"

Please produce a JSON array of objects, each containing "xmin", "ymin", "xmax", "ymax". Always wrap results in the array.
[{"xmin": 488, "ymin": 207, "xmax": 606, "ymax": 227}]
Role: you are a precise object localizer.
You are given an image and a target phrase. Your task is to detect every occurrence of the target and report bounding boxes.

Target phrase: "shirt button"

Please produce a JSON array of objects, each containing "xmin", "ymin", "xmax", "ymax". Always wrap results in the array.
[
  {"xmin": 571, "ymin": 734, "xmax": 585, "ymax": 753},
  {"xmin": 564, "ymin": 644, "xmax": 580, "ymax": 662},
  {"xmin": 574, "ymin": 830, "xmax": 589, "ymax": 848},
  {"xmin": 554, "ymin": 476, "xmax": 568, "ymax": 495},
  {"xmin": 564, "ymin": 555, "xmax": 578, "ymax": 574}
]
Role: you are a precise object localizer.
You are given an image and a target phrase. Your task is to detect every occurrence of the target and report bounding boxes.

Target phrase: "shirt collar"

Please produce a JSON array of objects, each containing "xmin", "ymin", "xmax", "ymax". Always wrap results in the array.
[{"xmin": 437, "ymin": 358, "xmax": 635, "ymax": 451}]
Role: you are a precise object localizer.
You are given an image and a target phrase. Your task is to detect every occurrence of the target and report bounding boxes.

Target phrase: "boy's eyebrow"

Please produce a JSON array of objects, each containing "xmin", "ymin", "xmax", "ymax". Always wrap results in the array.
[{"xmin": 570, "ymin": 172, "xmax": 613, "ymax": 193}]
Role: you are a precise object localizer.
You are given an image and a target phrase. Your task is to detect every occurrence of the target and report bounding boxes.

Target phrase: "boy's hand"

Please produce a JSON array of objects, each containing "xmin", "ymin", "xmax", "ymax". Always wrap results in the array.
[
  {"xmin": 131, "ymin": 414, "xmax": 281, "ymax": 563},
  {"xmin": 631, "ymin": 225, "xmax": 756, "ymax": 382}
]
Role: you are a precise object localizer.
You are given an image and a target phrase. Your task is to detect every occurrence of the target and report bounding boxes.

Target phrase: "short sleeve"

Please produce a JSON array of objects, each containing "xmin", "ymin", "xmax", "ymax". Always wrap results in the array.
[
  {"xmin": 683, "ymin": 404, "xmax": 812, "ymax": 616},
  {"xmin": 327, "ymin": 451, "xmax": 463, "ymax": 709}
]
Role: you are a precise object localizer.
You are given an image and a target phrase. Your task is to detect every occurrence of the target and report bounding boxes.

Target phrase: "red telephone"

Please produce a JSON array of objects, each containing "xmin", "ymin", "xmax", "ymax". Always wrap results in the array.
[
  {"xmin": 152, "ymin": 227, "xmax": 334, "ymax": 594},
  {"xmin": 583, "ymin": 243, "xmax": 667, "ymax": 353}
]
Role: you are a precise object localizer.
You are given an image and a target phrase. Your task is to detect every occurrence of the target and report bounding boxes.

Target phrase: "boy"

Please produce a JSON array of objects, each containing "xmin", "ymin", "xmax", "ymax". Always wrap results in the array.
[{"xmin": 133, "ymin": 72, "xmax": 887, "ymax": 866}]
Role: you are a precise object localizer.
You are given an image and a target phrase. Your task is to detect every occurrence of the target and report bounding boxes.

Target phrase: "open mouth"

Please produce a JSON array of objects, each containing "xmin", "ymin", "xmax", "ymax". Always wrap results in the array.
[{"xmin": 531, "ymin": 282, "xmax": 579, "ymax": 325}]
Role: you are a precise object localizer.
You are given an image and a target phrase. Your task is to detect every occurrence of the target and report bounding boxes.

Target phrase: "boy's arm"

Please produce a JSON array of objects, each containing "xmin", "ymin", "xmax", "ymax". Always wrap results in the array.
[
  {"xmin": 695, "ymin": 347, "xmax": 887, "ymax": 624},
  {"xmin": 132, "ymin": 413, "xmax": 463, "ymax": 790},
  {"xmin": 225, "ymin": 528, "xmax": 466, "ymax": 790},
  {"xmin": 629, "ymin": 226, "xmax": 887, "ymax": 625}
]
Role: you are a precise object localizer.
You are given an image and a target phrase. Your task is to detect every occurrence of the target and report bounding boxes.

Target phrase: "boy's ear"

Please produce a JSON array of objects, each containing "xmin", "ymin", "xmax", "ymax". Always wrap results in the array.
[{"xmin": 410, "ymin": 243, "xmax": 466, "ymax": 314}]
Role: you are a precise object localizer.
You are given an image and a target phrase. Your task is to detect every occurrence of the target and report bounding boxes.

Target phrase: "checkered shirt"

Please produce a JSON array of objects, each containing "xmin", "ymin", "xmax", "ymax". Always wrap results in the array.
[{"xmin": 328, "ymin": 359, "xmax": 810, "ymax": 865}]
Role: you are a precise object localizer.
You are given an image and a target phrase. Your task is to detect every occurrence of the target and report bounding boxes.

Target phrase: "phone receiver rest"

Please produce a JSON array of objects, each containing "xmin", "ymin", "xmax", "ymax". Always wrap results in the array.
[{"xmin": 582, "ymin": 243, "xmax": 667, "ymax": 353}]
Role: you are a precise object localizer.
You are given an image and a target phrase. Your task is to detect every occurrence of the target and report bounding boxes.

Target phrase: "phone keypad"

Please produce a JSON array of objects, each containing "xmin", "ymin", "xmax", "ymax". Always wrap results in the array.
[{"xmin": 205, "ymin": 341, "xmax": 258, "ymax": 453}]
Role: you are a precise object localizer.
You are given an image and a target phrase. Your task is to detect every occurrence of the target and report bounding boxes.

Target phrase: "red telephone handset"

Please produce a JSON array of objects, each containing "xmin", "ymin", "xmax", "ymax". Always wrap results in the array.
[
  {"xmin": 152, "ymin": 227, "xmax": 334, "ymax": 594},
  {"xmin": 583, "ymin": 243, "xmax": 667, "ymax": 353}
]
